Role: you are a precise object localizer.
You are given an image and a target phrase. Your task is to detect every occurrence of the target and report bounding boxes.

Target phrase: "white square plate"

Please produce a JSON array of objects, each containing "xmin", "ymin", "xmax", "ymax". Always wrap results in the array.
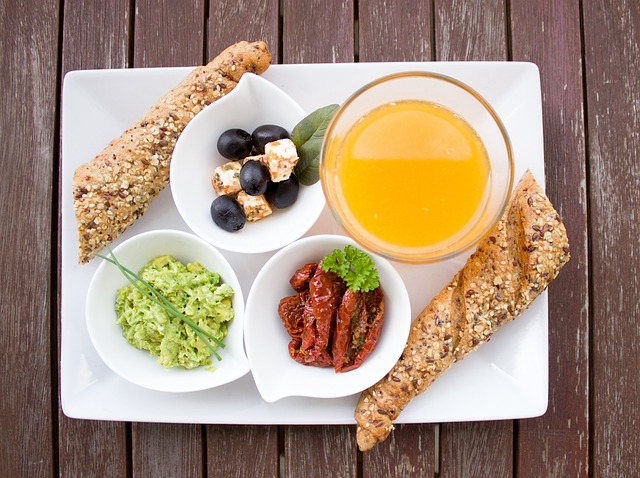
[{"xmin": 61, "ymin": 62, "xmax": 546, "ymax": 424}]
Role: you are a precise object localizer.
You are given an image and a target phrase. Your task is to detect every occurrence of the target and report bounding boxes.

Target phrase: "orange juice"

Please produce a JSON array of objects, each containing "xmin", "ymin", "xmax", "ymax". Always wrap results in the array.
[{"xmin": 331, "ymin": 100, "xmax": 490, "ymax": 249}]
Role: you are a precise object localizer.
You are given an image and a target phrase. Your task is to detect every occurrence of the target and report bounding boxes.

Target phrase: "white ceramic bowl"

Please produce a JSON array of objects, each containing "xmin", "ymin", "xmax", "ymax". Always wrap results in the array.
[
  {"xmin": 170, "ymin": 73, "xmax": 326, "ymax": 254},
  {"xmin": 85, "ymin": 229, "xmax": 249, "ymax": 392},
  {"xmin": 244, "ymin": 234, "xmax": 412, "ymax": 402}
]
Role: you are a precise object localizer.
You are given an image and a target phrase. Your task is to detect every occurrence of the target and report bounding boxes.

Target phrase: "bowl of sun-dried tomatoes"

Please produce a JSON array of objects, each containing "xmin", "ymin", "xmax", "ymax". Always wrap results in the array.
[{"xmin": 244, "ymin": 234, "xmax": 411, "ymax": 402}]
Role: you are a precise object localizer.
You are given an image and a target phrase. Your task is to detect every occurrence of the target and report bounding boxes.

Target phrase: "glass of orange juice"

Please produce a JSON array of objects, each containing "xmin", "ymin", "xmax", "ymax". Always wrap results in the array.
[{"xmin": 320, "ymin": 72, "xmax": 513, "ymax": 263}]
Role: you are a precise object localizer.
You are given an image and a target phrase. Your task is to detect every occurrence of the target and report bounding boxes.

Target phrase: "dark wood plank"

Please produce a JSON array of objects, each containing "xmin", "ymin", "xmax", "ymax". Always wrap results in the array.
[
  {"xmin": 131, "ymin": 423, "xmax": 203, "ymax": 477},
  {"xmin": 358, "ymin": 2, "xmax": 437, "ymax": 475},
  {"xmin": 358, "ymin": 0, "xmax": 432, "ymax": 62},
  {"xmin": 433, "ymin": 2, "xmax": 514, "ymax": 476},
  {"xmin": 510, "ymin": 1, "xmax": 590, "ymax": 476},
  {"xmin": 363, "ymin": 424, "xmax": 436, "ymax": 477},
  {"xmin": 134, "ymin": 0, "xmax": 205, "ymax": 67},
  {"xmin": 58, "ymin": 1, "xmax": 131, "ymax": 475},
  {"xmin": 440, "ymin": 421, "xmax": 513, "ymax": 478},
  {"xmin": 0, "ymin": 0, "xmax": 59, "ymax": 475},
  {"xmin": 282, "ymin": 0, "xmax": 355, "ymax": 63},
  {"xmin": 284, "ymin": 426, "xmax": 357, "ymax": 478},
  {"xmin": 582, "ymin": 0, "xmax": 640, "ymax": 476},
  {"xmin": 435, "ymin": 0, "xmax": 507, "ymax": 61},
  {"xmin": 208, "ymin": 0, "xmax": 280, "ymax": 62},
  {"xmin": 61, "ymin": 0, "xmax": 131, "ymax": 70},
  {"xmin": 128, "ymin": 3, "xmax": 207, "ymax": 475},
  {"xmin": 59, "ymin": 420, "xmax": 129, "ymax": 476},
  {"xmin": 206, "ymin": 425, "xmax": 279, "ymax": 478}
]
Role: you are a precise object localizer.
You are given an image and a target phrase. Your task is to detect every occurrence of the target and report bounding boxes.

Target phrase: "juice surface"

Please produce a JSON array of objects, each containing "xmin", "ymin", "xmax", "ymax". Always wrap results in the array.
[{"xmin": 335, "ymin": 100, "xmax": 490, "ymax": 249}]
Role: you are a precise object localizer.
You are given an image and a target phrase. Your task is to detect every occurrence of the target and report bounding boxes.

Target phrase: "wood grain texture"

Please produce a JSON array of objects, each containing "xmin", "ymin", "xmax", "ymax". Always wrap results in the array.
[
  {"xmin": 131, "ymin": 423, "xmax": 203, "ymax": 477},
  {"xmin": 284, "ymin": 425, "xmax": 357, "ymax": 478},
  {"xmin": 583, "ymin": 0, "xmax": 640, "ymax": 476},
  {"xmin": 134, "ymin": 0, "xmax": 205, "ymax": 67},
  {"xmin": 362, "ymin": 424, "xmax": 436, "ymax": 477},
  {"xmin": 0, "ymin": 0, "xmax": 58, "ymax": 475},
  {"xmin": 358, "ymin": 0, "xmax": 432, "ymax": 62},
  {"xmin": 440, "ymin": 421, "xmax": 513, "ymax": 478},
  {"xmin": 58, "ymin": 419, "xmax": 129, "ymax": 477},
  {"xmin": 61, "ymin": 0, "xmax": 131, "ymax": 70},
  {"xmin": 282, "ymin": 0, "xmax": 355, "ymax": 63},
  {"xmin": 434, "ymin": 2, "xmax": 513, "ymax": 476},
  {"xmin": 206, "ymin": 425, "xmax": 278, "ymax": 477},
  {"xmin": 435, "ymin": 0, "xmax": 507, "ymax": 61},
  {"xmin": 510, "ymin": 1, "xmax": 590, "ymax": 477},
  {"xmin": 58, "ymin": 1, "xmax": 131, "ymax": 475},
  {"xmin": 207, "ymin": 0, "xmax": 280, "ymax": 62}
]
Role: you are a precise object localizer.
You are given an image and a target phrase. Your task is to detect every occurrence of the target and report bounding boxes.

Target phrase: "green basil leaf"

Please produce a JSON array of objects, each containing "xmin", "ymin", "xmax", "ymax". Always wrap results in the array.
[{"xmin": 292, "ymin": 104, "xmax": 339, "ymax": 185}]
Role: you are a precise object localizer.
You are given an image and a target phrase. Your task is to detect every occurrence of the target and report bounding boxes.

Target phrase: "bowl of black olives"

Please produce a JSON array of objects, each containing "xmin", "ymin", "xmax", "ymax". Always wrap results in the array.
[{"xmin": 170, "ymin": 73, "xmax": 326, "ymax": 254}]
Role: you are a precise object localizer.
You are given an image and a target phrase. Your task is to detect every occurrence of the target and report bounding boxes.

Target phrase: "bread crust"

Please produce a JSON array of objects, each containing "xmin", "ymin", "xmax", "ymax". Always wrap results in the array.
[
  {"xmin": 72, "ymin": 41, "xmax": 271, "ymax": 263},
  {"xmin": 354, "ymin": 170, "xmax": 570, "ymax": 451}
]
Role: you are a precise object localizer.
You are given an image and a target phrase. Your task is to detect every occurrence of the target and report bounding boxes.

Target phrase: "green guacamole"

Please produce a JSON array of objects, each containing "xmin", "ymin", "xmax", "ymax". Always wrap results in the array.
[{"xmin": 115, "ymin": 255, "xmax": 234, "ymax": 369}]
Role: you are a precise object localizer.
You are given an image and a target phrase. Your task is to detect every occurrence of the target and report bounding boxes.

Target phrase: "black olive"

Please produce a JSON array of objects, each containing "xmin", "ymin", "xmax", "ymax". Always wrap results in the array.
[
  {"xmin": 240, "ymin": 160, "xmax": 271, "ymax": 196},
  {"xmin": 210, "ymin": 195, "xmax": 246, "ymax": 232},
  {"xmin": 217, "ymin": 128, "xmax": 253, "ymax": 160},
  {"xmin": 265, "ymin": 174, "xmax": 300, "ymax": 208},
  {"xmin": 251, "ymin": 124, "xmax": 290, "ymax": 154}
]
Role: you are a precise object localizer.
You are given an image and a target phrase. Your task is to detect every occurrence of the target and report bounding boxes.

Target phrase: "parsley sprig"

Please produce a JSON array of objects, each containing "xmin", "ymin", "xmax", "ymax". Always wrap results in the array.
[
  {"xmin": 320, "ymin": 245, "xmax": 380, "ymax": 292},
  {"xmin": 96, "ymin": 248, "xmax": 225, "ymax": 361}
]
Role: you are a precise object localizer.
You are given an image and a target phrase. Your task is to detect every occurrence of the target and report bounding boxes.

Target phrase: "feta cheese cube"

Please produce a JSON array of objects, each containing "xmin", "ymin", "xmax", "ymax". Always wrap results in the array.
[
  {"xmin": 242, "ymin": 154, "xmax": 266, "ymax": 165},
  {"xmin": 263, "ymin": 138, "xmax": 299, "ymax": 182},
  {"xmin": 211, "ymin": 161, "xmax": 242, "ymax": 196},
  {"xmin": 236, "ymin": 191, "xmax": 272, "ymax": 222}
]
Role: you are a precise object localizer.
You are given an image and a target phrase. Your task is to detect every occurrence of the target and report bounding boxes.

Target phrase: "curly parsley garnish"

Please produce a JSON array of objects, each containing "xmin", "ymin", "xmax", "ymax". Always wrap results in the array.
[{"xmin": 320, "ymin": 245, "xmax": 380, "ymax": 292}]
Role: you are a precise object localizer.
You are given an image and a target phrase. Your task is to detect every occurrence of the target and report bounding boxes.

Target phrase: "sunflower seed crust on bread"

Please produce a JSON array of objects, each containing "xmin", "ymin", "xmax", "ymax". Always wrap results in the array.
[
  {"xmin": 72, "ymin": 41, "xmax": 271, "ymax": 263},
  {"xmin": 354, "ymin": 170, "xmax": 570, "ymax": 451}
]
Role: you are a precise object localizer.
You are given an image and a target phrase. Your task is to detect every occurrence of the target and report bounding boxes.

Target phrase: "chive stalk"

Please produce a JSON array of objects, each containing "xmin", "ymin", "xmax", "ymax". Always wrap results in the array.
[{"xmin": 97, "ymin": 248, "xmax": 225, "ymax": 361}]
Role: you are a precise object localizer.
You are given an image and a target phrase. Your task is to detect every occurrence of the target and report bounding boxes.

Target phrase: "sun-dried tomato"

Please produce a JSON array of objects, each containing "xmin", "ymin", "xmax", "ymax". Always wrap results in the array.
[
  {"xmin": 278, "ymin": 262, "xmax": 384, "ymax": 372},
  {"xmin": 298, "ymin": 267, "xmax": 343, "ymax": 366},
  {"xmin": 278, "ymin": 290, "xmax": 308, "ymax": 340},
  {"xmin": 333, "ymin": 288, "xmax": 384, "ymax": 372},
  {"xmin": 289, "ymin": 262, "xmax": 317, "ymax": 292},
  {"xmin": 332, "ymin": 289, "xmax": 362, "ymax": 371}
]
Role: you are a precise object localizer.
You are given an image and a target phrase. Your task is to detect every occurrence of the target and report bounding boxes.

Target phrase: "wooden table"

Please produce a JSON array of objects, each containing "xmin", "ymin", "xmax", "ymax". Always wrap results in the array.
[{"xmin": 2, "ymin": 0, "xmax": 638, "ymax": 476}]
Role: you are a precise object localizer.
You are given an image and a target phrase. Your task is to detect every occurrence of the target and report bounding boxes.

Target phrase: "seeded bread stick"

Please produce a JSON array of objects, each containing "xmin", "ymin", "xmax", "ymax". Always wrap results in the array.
[
  {"xmin": 73, "ymin": 41, "xmax": 272, "ymax": 263},
  {"xmin": 354, "ymin": 170, "xmax": 570, "ymax": 451}
]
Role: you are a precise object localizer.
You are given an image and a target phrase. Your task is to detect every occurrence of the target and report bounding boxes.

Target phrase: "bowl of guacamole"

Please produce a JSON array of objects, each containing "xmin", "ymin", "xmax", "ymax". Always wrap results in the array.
[
  {"xmin": 115, "ymin": 255, "xmax": 234, "ymax": 370},
  {"xmin": 86, "ymin": 229, "xmax": 249, "ymax": 392}
]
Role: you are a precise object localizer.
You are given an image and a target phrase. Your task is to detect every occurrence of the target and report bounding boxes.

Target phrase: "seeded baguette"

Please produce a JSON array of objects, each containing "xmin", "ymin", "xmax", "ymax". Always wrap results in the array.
[
  {"xmin": 73, "ymin": 40, "xmax": 271, "ymax": 263},
  {"xmin": 354, "ymin": 170, "xmax": 570, "ymax": 451}
]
